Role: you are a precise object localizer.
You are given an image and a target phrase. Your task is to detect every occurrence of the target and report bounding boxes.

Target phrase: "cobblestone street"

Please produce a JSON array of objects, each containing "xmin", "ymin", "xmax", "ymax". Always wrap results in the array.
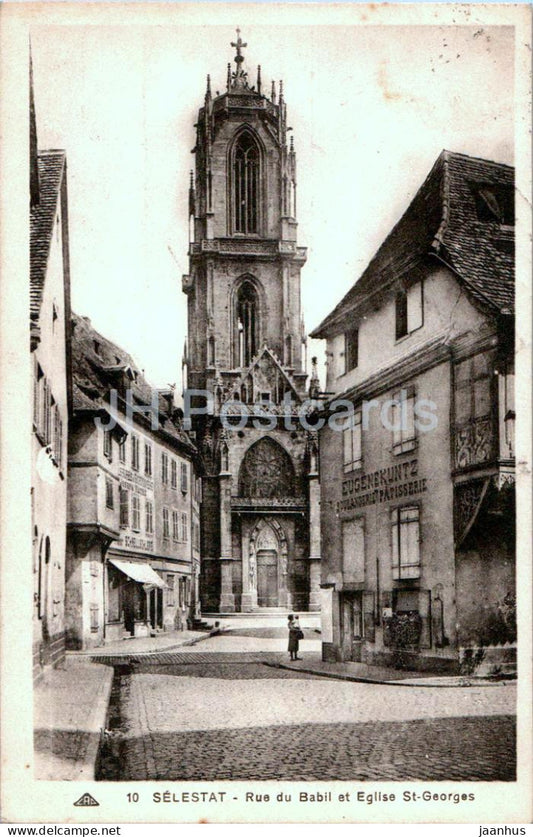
[{"xmin": 98, "ymin": 637, "xmax": 516, "ymax": 782}]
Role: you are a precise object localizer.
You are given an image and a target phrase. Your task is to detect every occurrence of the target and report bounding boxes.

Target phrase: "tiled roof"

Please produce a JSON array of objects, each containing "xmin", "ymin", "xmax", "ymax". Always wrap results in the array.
[
  {"xmin": 71, "ymin": 312, "xmax": 197, "ymax": 456},
  {"xmin": 30, "ymin": 150, "xmax": 66, "ymax": 323},
  {"xmin": 311, "ymin": 151, "xmax": 514, "ymax": 337}
]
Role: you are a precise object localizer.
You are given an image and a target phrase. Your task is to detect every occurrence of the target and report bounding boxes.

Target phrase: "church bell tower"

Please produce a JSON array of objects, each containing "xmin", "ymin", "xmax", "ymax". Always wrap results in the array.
[{"xmin": 183, "ymin": 32, "xmax": 321, "ymax": 613}]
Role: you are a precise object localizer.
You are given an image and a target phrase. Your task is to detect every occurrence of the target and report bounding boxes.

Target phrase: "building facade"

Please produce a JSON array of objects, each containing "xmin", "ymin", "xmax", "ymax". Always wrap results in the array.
[
  {"xmin": 183, "ymin": 33, "xmax": 321, "ymax": 613},
  {"xmin": 312, "ymin": 152, "xmax": 515, "ymax": 672},
  {"xmin": 66, "ymin": 314, "xmax": 200, "ymax": 649},
  {"xmin": 30, "ymin": 62, "xmax": 73, "ymax": 679}
]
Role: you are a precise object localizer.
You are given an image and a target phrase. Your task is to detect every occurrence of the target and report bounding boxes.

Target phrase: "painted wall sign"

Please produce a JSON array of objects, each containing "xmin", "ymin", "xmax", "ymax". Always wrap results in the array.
[{"xmin": 338, "ymin": 458, "xmax": 428, "ymax": 512}]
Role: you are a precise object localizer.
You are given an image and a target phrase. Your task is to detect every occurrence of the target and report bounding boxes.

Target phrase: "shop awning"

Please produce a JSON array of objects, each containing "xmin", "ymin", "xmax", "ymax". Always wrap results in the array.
[{"xmin": 108, "ymin": 557, "xmax": 166, "ymax": 589}]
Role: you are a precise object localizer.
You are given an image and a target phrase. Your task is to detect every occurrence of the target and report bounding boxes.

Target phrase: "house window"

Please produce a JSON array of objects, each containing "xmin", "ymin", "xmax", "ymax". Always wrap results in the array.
[
  {"xmin": 454, "ymin": 352, "xmax": 494, "ymax": 468},
  {"xmin": 396, "ymin": 281, "xmax": 423, "ymax": 340},
  {"xmin": 166, "ymin": 574, "xmax": 175, "ymax": 606},
  {"xmin": 119, "ymin": 439, "xmax": 126, "ymax": 463},
  {"xmin": 119, "ymin": 488, "xmax": 129, "ymax": 527},
  {"xmin": 132, "ymin": 495, "xmax": 140, "ymax": 531},
  {"xmin": 144, "ymin": 443, "xmax": 152, "ymax": 477},
  {"xmin": 163, "ymin": 507, "xmax": 170, "ymax": 539},
  {"xmin": 103, "ymin": 429, "xmax": 112, "ymax": 462},
  {"xmin": 172, "ymin": 510, "xmax": 179, "ymax": 541},
  {"xmin": 105, "ymin": 478, "xmax": 114, "ymax": 509},
  {"xmin": 161, "ymin": 453, "xmax": 168, "ymax": 484},
  {"xmin": 181, "ymin": 462, "xmax": 188, "ymax": 493},
  {"xmin": 342, "ymin": 518, "xmax": 365, "ymax": 584},
  {"xmin": 171, "ymin": 459, "xmax": 177, "ymax": 490},
  {"xmin": 391, "ymin": 386, "xmax": 417, "ymax": 455},
  {"xmin": 131, "ymin": 435, "xmax": 139, "ymax": 471},
  {"xmin": 233, "ymin": 131, "xmax": 260, "ymax": 234},
  {"xmin": 391, "ymin": 506, "xmax": 421, "ymax": 579},
  {"xmin": 343, "ymin": 411, "xmax": 362, "ymax": 474},
  {"xmin": 145, "ymin": 500, "xmax": 154, "ymax": 535},
  {"xmin": 344, "ymin": 329, "xmax": 359, "ymax": 373},
  {"xmin": 181, "ymin": 512, "xmax": 188, "ymax": 543}
]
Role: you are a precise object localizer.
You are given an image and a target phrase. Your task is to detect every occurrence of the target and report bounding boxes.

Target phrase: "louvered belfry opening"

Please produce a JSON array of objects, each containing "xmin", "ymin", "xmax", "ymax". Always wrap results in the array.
[
  {"xmin": 234, "ymin": 132, "xmax": 259, "ymax": 234},
  {"xmin": 236, "ymin": 280, "xmax": 259, "ymax": 367}
]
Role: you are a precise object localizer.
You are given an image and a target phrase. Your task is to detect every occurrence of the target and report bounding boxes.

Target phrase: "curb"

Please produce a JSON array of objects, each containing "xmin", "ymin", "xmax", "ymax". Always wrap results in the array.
[
  {"xmin": 82, "ymin": 664, "xmax": 114, "ymax": 780},
  {"xmin": 264, "ymin": 661, "xmax": 511, "ymax": 688},
  {"xmin": 68, "ymin": 631, "xmax": 215, "ymax": 660}
]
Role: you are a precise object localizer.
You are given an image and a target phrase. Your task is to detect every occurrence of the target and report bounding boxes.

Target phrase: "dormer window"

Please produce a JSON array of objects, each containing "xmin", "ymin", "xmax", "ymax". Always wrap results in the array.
[
  {"xmin": 473, "ymin": 184, "xmax": 514, "ymax": 226},
  {"xmin": 232, "ymin": 131, "xmax": 260, "ymax": 235}
]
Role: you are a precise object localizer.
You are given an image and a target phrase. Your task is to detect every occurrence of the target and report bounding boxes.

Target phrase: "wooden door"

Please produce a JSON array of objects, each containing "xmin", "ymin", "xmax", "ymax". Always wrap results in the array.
[
  {"xmin": 257, "ymin": 549, "xmax": 278, "ymax": 607},
  {"xmin": 123, "ymin": 583, "xmax": 135, "ymax": 635}
]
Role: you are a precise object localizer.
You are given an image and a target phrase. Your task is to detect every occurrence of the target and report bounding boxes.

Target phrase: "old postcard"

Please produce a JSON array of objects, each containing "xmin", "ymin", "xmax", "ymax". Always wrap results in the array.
[{"xmin": 0, "ymin": 1, "xmax": 531, "ymax": 826}]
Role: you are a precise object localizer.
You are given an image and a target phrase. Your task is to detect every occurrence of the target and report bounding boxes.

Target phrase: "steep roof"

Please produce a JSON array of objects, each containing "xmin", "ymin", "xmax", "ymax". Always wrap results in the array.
[
  {"xmin": 311, "ymin": 151, "xmax": 514, "ymax": 338},
  {"xmin": 30, "ymin": 150, "xmax": 66, "ymax": 323},
  {"xmin": 71, "ymin": 312, "xmax": 196, "ymax": 457}
]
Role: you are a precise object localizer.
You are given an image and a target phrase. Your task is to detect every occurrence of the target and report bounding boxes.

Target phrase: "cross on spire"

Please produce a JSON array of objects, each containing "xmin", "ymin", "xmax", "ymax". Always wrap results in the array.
[{"xmin": 231, "ymin": 28, "xmax": 247, "ymax": 65}]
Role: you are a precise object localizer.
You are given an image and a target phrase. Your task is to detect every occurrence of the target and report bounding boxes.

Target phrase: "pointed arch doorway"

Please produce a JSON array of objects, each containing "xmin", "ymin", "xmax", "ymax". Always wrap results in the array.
[
  {"xmin": 247, "ymin": 518, "xmax": 289, "ymax": 610},
  {"xmin": 256, "ymin": 524, "xmax": 278, "ymax": 607}
]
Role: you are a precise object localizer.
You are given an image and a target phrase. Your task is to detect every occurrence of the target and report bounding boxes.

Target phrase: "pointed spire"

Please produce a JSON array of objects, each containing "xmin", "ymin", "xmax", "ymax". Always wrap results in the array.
[
  {"xmin": 205, "ymin": 73, "xmax": 211, "ymax": 101},
  {"xmin": 257, "ymin": 65, "xmax": 262, "ymax": 95},
  {"xmin": 188, "ymin": 170, "xmax": 195, "ymax": 217},
  {"xmin": 290, "ymin": 134, "xmax": 294, "ymax": 153},
  {"xmin": 271, "ymin": 80, "xmax": 276, "ymax": 103},
  {"xmin": 279, "ymin": 80, "xmax": 284, "ymax": 102},
  {"xmin": 226, "ymin": 63, "xmax": 231, "ymax": 91},
  {"xmin": 309, "ymin": 356, "xmax": 320, "ymax": 400}
]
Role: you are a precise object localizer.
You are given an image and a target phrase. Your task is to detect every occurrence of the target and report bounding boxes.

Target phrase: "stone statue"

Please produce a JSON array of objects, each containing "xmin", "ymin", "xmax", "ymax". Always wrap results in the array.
[{"xmin": 248, "ymin": 544, "xmax": 256, "ymax": 589}]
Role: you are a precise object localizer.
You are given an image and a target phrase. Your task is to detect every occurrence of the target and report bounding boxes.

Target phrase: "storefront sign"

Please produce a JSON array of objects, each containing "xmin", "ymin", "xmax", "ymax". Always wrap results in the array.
[
  {"xmin": 120, "ymin": 535, "xmax": 155, "ymax": 552},
  {"xmin": 338, "ymin": 458, "xmax": 428, "ymax": 512}
]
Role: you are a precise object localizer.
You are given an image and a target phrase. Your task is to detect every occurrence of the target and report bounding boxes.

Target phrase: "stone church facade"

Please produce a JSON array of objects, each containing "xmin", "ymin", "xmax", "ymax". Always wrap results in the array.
[{"xmin": 182, "ymin": 33, "xmax": 321, "ymax": 613}]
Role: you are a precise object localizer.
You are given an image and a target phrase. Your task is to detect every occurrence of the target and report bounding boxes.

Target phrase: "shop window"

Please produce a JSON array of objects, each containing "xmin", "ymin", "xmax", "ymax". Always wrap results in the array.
[
  {"xmin": 132, "ymin": 495, "xmax": 140, "ymax": 531},
  {"xmin": 396, "ymin": 281, "xmax": 423, "ymax": 340},
  {"xmin": 163, "ymin": 507, "xmax": 170, "ymax": 539},
  {"xmin": 107, "ymin": 568, "xmax": 121, "ymax": 622},
  {"xmin": 166, "ymin": 574, "xmax": 175, "ymax": 606},
  {"xmin": 391, "ymin": 505, "xmax": 420, "ymax": 580},
  {"xmin": 344, "ymin": 328, "xmax": 359, "ymax": 374},
  {"xmin": 103, "ymin": 429, "xmax": 112, "ymax": 462},
  {"xmin": 105, "ymin": 478, "xmax": 114, "ymax": 509},
  {"xmin": 131, "ymin": 434, "xmax": 139, "ymax": 471},
  {"xmin": 172, "ymin": 510, "xmax": 179, "ymax": 541},
  {"xmin": 119, "ymin": 488, "xmax": 129, "ymax": 527},
  {"xmin": 145, "ymin": 500, "xmax": 154, "ymax": 535},
  {"xmin": 343, "ymin": 411, "xmax": 362, "ymax": 473},
  {"xmin": 144, "ymin": 443, "xmax": 152, "ymax": 477},
  {"xmin": 161, "ymin": 452, "xmax": 169, "ymax": 484},
  {"xmin": 391, "ymin": 386, "xmax": 416, "ymax": 455},
  {"xmin": 181, "ymin": 462, "xmax": 188, "ymax": 493},
  {"xmin": 171, "ymin": 459, "xmax": 177, "ymax": 490}
]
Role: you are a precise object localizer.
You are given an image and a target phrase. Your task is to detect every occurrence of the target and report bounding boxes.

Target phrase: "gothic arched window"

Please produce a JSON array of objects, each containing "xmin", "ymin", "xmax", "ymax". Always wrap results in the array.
[
  {"xmin": 233, "ymin": 132, "xmax": 260, "ymax": 234},
  {"xmin": 235, "ymin": 281, "xmax": 259, "ymax": 368},
  {"xmin": 238, "ymin": 437, "xmax": 295, "ymax": 499}
]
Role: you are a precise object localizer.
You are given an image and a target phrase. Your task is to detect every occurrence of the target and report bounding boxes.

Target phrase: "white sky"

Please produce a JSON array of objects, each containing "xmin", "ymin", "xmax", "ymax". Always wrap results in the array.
[{"xmin": 31, "ymin": 22, "xmax": 514, "ymax": 391}]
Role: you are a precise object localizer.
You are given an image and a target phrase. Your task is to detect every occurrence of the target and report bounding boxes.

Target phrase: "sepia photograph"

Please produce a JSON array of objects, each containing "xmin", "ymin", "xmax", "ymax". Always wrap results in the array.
[{"xmin": 1, "ymin": 1, "xmax": 531, "ymax": 826}]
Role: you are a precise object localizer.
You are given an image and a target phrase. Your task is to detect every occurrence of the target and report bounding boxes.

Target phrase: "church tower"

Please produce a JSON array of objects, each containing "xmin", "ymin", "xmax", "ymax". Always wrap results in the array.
[{"xmin": 183, "ymin": 32, "xmax": 321, "ymax": 613}]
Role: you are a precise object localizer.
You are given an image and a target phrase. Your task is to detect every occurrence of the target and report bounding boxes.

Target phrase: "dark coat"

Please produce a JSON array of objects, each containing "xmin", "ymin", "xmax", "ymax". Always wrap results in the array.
[{"xmin": 288, "ymin": 625, "xmax": 300, "ymax": 653}]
